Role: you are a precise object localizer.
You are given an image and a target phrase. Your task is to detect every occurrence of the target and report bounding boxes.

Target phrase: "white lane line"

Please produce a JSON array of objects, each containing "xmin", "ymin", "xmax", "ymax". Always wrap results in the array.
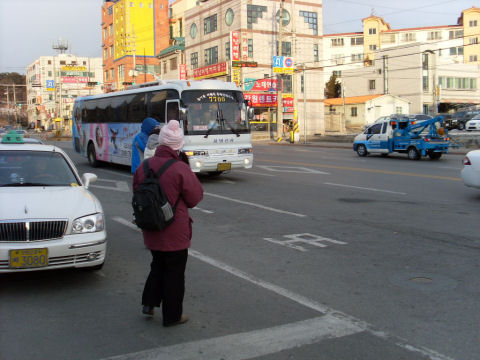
[
  {"xmin": 102, "ymin": 315, "xmax": 363, "ymax": 360},
  {"xmin": 193, "ymin": 206, "xmax": 214, "ymax": 214},
  {"xmin": 236, "ymin": 170, "xmax": 276, "ymax": 177},
  {"xmin": 112, "ymin": 217, "xmax": 455, "ymax": 360},
  {"xmin": 98, "ymin": 169, "xmax": 133, "ymax": 178},
  {"xmin": 204, "ymin": 192, "xmax": 307, "ymax": 218},
  {"xmin": 324, "ymin": 182, "xmax": 407, "ymax": 195}
]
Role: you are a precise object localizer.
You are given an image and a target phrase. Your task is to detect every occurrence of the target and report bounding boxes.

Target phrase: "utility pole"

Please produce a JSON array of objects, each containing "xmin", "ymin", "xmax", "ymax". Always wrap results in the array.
[
  {"xmin": 303, "ymin": 64, "xmax": 307, "ymax": 144},
  {"xmin": 291, "ymin": 0, "xmax": 297, "ymax": 142},
  {"xmin": 13, "ymin": 83, "xmax": 17, "ymax": 126},
  {"xmin": 276, "ymin": 0, "xmax": 285, "ymax": 141}
]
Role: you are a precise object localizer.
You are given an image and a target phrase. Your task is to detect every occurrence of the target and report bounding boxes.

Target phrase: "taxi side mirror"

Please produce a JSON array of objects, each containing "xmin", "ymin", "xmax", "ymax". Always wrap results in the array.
[{"xmin": 82, "ymin": 173, "xmax": 97, "ymax": 189}]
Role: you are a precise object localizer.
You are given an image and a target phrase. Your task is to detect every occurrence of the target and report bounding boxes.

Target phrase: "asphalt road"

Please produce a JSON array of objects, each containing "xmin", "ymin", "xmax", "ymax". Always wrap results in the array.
[{"xmin": 1, "ymin": 141, "xmax": 479, "ymax": 360}]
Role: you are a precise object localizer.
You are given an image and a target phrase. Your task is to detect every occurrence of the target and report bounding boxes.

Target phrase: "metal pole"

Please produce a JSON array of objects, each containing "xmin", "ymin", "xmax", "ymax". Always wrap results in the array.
[
  {"xmin": 5, "ymin": 85, "xmax": 10, "ymax": 125},
  {"xmin": 291, "ymin": 0, "xmax": 297, "ymax": 143},
  {"xmin": 13, "ymin": 83, "xmax": 17, "ymax": 126},
  {"xmin": 276, "ymin": 0, "xmax": 284, "ymax": 141},
  {"xmin": 303, "ymin": 64, "xmax": 307, "ymax": 144}
]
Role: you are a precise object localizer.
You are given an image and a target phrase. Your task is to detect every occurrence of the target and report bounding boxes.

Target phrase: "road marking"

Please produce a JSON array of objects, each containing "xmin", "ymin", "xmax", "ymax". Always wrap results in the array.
[
  {"xmin": 263, "ymin": 233, "xmax": 347, "ymax": 252},
  {"xmin": 91, "ymin": 179, "xmax": 130, "ymax": 192},
  {"xmin": 204, "ymin": 192, "xmax": 307, "ymax": 218},
  {"xmin": 256, "ymin": 165, "xmax": 330, "ymax": 175},
  {"xmin": 102, "ymin": 315, "xmax": 363, "ymax": 360},
  {"xmin": 193, "ymin": 206, "xmax": 214, "ymax": 214},
  {"xmin": 255, "ymin": 158, "xmax": 462, "ymax": 182},
  {"xmin": 112, "ymin": 217, "xmax": 455, "ymax": 360},
  {"xmin": 98, "ymin": 169, "xmax": 133, "ymax": 178},
  {"xmin": 236, "ymin": 170, "xmax": 276, "ymax": 177},
  {"xmin": 324, "ymin": 182, "xmax": 407, "ymax": 195},
  {"xmin": 112, "ymin": 217, "xmax": 138, "ymax": 230}
]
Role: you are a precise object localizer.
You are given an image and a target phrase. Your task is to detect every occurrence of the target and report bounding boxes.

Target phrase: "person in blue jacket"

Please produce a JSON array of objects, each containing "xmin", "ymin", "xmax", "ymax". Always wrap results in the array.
[{"xmin": 131, "ymin": 117, "xmax": 161, "ymax": 174}]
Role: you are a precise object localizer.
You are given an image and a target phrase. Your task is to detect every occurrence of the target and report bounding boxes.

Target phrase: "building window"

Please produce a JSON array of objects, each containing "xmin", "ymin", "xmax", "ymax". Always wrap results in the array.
[
  {"xmin": 299, "ymin": 10, "xmax": 318, "ymax": 35},
  {"xmin": 105, "ymin": 70, "xmax": 109, "ymax": 82},
  {"xmin": 449, "ymin": 30, "xmax": 463, "ymax": 39},
  {"xmin": 369, "ymin": 44, "xmax": 377, "ymax": 51},
  {"xmin": 204, "ymin": 14, "xmax": 217, "ymax": 34},
  {"xmin": 104, "ymin": 48, "xmax": 108, "ymax": 60},
  {"xmin": 110, "ymin": 46, "xmax": 114, "ymax": 58},
  {"xmin": 427, "ymin": 31, "xmax": 442, "ymax": 40},
  {"xmin": 450, "ymin": 46, "xmax": 464, "ymax": 55},
  {"xmin": 351, "ymin": 37, "xmax": 364, "ymax": 45},
  {"xmin": 225, "ymin": 42, "xmax": 230, "ymax": 60},
  {"xmin": 401, "ymin": 33, "xmax": 416, "ymax": 42},
  {"xmin": 368, "ymin": 28, "xmax": 376, "ymax": 35},
  {"xmin": 204, "ymin": 46, "xmax": 218, "ymax": 65},
  {"xmin": 225, "ymin": 8, "xmax": 234, "ymax": 26},
  {"xmin": 108, "ymin": 5, "xmax": 113, "ymax": 15},
  {"xmin": 469, "ymin": 55, "xmax": 478, "ymax": 62},
  {"xmin": 333, "ymin": 71, "xmax": 342, "ymax": 77},
  {"xmin": 282, "ymin": 75, "xmax": 292, "ymax": 93},
  {"xmin": 247, "ymin": 4, "xmax": 267, "ymax": 29},
  {"xmin": 331, "ymin": 38, "xmax": 344, "ymax": 47},
  {"xmin": 60, "ymin": 61, "xmax": 66, "ymax": 65},
  {"xmin": 422, "ymin": 53, "xmax": 429, "ymax": 70},
  {"xmin": 381, "ymin": 34, "xmax": 396, "ymax": 43},
  {"xmin": 191, "ymin": 52, "xmax": 198, "ymax": 69},
  {"xmin": 351, "ymin": 53, "xmax": 364, "ymax": 62},
  {"xmin": 276, "ymin": 41, "xmax": 291, "ymax": 56},
  {"xmin": 468, "ymin": 37, "xmax": 479, "ymax": 45},
  {"xmin": 190, "ymin": 23, "xmax": 197, "ymax": 39},
  {"xmin": 248, "ymin": 39, "xmax": 253, "ymax": 58},
  {"xmin": 369, "ymin": 80, "xmax": 375, "ymax": 90},
  {"xmin": 103, "ymin": 27, "xmax": 108, "ymax": 39},
  {"xmin": 351, "ymin": 107, "xmax": 358, "ymax": 117},
  {"xmin": 469, "ymin": 20, "xmax": 478, "ymax": 27},
  {"xmin": 163, "ymin": 61, "xmax": 167, "ymax": 74},
  {"xmin": 314, "ymin": 44, "xmax": 319, "ymax": 62},
  {"xmin": 396, "ymin": 107, "xmax": 403, "ymax": 114},
  {"xmin": 48, "ymin": 60, "xmax": 51, "ymax": 65},
  {"xmin": 423, "ymin": 76, "xmax": 429, "ymax": 92},
  {"xmin": 332, "ymin": 54, "xmax": 344, "ymax": 65},
  {"xmin": 170, "ymin": 57, "xmax": 177, "ymax": 71},
  {"xmin": 110, "ymin": 69, "xmax": 114, "ymax": 80},
  {"xmin": 118, "ymin": 64, "xmax": 124, "ymax": 80}
]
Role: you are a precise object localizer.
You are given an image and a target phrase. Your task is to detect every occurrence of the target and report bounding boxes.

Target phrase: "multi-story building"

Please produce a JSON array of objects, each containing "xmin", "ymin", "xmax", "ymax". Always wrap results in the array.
[
  {"xmin": 182, "ymin": 0, "xmax": 324, "ymax": 136},
  {"xmin": 323, "ymin": 7, "xmax": 480, "ymax": 115},
  {"xmin": 101, "ymin": 0, "xmax": 170, "ymax": 92},
  {"xmin": 25, "ymin": 54, "xmax": 103, "ymax": 131}
]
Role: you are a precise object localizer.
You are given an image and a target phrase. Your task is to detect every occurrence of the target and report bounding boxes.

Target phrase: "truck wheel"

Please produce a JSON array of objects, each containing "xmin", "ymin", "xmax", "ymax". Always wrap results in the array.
[
  {"xmin": 407, "ymin": 147, "xmax": 420, "ymax": 160},
  {"xmin": 428, "ymin": 152, "xmax": 442, "ymax": 160},
  {"xmin": 356, "ymin": 144, "xmax": 368, "ymax": 157},
  {"xmin": 458, "ymin": 122, "xmax": 465, "ymax": 130},
  {"xmin": 87, "ymin": 143, "xmax": 99, "ymax": 167}
]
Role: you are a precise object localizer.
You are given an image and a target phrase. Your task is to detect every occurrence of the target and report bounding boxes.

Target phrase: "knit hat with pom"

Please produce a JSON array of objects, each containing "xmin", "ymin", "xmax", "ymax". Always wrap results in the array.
[{"xmin": 158, "ymin": 120, "xmax": 184, "ymax": 151}]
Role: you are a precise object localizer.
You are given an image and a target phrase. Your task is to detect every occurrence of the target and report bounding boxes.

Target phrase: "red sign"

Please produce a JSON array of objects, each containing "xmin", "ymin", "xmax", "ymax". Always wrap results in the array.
[
  {"xmin": 241, "ymin": 35, "xmax": 248, "ymax": 61},
  {"xmin": 282, "ymin": 97, "xmax": 294, "ymax": 107},
  {"xmin": 179, "ymin": 64, "xmax": 187, "ymax": 80},
  {"xmin": 244, "ymin": 93, "xmax": 278, "ymax": 107},
  {"xmin": 193, "ymin": 62, "xmax": 228, "ymax": 80},
  {"xmin": 231, "ymin": 31, "xmax": 240, "ymax": 61},
  {"xmin": 62, "ymin": 76, "xmax": 88, "ymax": 83},
  {"xmin": 244, "ymin": 78, "xmax": 277, "ymax": 91}
]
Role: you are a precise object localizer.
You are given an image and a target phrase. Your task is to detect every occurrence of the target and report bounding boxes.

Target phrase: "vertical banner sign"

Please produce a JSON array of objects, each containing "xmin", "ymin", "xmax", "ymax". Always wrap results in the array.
[
  {"xmin": 46, "ymin": 80, "xmax": 55, "ymax": 92},
  {"xmin": 231, "ymin": 31, "xmax": 240, "ymax": 61},
  {"xmin": 179, "ymin": 64, "xmax": 187, "ymax": 80},
  {"xmin": 241, "ymin": 33, "xmax": 249, "ymax": 61},
  {"xmin": 232, "ymin": 67, "xmax": 241, "ymax": 87}
]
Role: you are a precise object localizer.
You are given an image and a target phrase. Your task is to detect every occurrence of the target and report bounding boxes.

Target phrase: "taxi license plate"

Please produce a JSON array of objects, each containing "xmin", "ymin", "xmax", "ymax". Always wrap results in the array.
[
  {"xmin": 217, "ymin": 162, "xmax": 231, "ymax": 171},
  {"xmin": 10, "ymin": 248, "xmax": 48, "ymax": 269}
]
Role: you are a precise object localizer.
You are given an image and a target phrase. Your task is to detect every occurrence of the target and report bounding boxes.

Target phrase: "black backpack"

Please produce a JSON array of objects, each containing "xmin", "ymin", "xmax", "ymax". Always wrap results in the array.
[{"xmin": 132, "ymin": 159, "xmax": 179, "ymax": 231}]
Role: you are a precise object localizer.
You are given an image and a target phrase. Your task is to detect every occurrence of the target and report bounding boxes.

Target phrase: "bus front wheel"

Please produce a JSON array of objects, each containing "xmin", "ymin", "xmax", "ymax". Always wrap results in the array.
[{"xmin": 87, "ymin": 143, "xmax": 99, "ymax": 167}]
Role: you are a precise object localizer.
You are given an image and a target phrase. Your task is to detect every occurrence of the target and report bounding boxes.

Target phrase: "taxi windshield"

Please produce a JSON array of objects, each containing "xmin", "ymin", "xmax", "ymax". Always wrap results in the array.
[{"xmin": 0, "ymin": 151, "xmax": 79, "ymax": 187}]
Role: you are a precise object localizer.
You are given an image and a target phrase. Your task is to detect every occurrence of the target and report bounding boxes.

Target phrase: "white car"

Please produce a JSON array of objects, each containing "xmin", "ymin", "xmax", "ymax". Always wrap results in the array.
[
  {"xmin": 465, "ymin": 115, "xmax": 480, "ymax": 131},
  {"xmin": 461, "ymin": 150, "xmax": 480, "ymax": 189},
  {"xmin": 0, "ymin": 131, "xmax": 107, "ymax": 272}
]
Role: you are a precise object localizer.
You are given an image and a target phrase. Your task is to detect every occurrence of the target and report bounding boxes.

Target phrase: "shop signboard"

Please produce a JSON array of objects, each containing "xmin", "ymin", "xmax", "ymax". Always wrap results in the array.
[
  {"xmin": 179, "ymin": 64, "xmax": 187, "ymax": 80},
  {"xmin": 193, "ymin": 62, "xmax": 228, "ymax": 80},
  {"xmin": 231, "ymin": 31, "xmax": 240, "ymax": 61},
  {"xmin": 244, "ymin": 93, "xmax": 278, "ymax": 107},
  {"xmin": 244, "ymin": 78, "xmax": 277, "ymax": 91}
]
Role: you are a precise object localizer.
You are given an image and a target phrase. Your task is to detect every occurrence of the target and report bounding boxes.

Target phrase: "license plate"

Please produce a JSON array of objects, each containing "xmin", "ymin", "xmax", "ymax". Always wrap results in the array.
[
  {"xmin": 217, "ymin": 162, "xmax": 232, "ymax": 171},
  {"xmin": 9, "ymin": 248, "xmax": 48, "ymax": 269}
]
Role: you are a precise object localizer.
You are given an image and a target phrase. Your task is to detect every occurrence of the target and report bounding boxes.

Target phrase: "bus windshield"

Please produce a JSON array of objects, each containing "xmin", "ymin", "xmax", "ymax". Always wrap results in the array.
[{"xmin": 181, "ymin": 90, "xmax": 249, "ymax": 136}]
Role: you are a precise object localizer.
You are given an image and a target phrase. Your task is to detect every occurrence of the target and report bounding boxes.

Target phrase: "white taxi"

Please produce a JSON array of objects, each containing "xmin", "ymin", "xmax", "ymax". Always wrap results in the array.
[
  {"xmin": 0, "ymin": 131, "xmax": 107, "ymax": 272},
  {"xmin": 461, "ymin": 149, "xmax": 480, "ymax": 190}
]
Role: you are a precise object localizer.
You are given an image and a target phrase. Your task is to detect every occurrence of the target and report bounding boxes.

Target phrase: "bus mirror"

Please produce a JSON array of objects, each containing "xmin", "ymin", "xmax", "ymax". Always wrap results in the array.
[
  {"xmin": 179, "ymin": 107, "xmax": 187, "ymax": 121},
  {"xmin": 247, "ymin": 107, "xmax": 255, "ymax": 120}
]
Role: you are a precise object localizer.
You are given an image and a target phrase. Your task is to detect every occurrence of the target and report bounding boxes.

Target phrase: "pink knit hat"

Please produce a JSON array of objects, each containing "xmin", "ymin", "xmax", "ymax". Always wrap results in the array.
[{"xmin": 158, "ymin": 120, "xmax": 184, "ymax": 150}]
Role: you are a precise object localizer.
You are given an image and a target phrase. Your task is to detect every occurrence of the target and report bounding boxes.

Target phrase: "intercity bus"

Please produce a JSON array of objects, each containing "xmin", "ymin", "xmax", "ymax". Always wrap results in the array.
[{"xmin": 72, "ymin": 79, "xmax": 253, "ymax": 174}]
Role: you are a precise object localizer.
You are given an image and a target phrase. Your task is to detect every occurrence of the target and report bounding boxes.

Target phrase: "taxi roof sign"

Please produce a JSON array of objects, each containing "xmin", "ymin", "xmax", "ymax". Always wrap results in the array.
[{"xmin": 1, "ymin": 130, "xmax": 24, "ymax": 144}]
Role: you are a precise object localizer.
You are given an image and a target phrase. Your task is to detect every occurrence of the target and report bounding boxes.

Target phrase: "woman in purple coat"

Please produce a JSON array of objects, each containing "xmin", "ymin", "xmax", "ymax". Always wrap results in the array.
[{"xmin": 133, "ymin": 120, "xmax": 203, "ymax": 327}]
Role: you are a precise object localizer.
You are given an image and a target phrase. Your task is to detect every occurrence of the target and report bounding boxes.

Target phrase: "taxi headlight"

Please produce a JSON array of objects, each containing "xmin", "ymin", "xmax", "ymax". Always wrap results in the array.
[
  {"xmin": 238, "ymin": 147, "xmax": 252, "ymax": 154},
  {"xmin": 72, "ymin": 213, "xmax": 104, "ymax": 233}
]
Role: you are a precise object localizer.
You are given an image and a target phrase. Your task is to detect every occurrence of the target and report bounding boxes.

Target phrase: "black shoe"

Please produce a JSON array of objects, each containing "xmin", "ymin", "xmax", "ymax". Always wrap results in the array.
[
  {"xmin": 163, "ymin": 314, "xmax": 189, "ymax": 327},
  {"xmin": 142, "ymin": 305, "xmax": 154, "ymax": 316}
]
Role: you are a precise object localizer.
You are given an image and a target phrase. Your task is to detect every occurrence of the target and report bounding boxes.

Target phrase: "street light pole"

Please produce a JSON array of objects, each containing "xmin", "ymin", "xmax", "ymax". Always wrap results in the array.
[{"xmin": 276, "ymin": 0, "xmax": 285, "ymax": 141}]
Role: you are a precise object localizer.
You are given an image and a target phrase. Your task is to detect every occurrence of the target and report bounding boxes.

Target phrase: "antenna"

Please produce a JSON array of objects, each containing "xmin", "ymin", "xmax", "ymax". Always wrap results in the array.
[{"xmin": 52, "ymin": 38, "xmax": 69, "ymax": 54}]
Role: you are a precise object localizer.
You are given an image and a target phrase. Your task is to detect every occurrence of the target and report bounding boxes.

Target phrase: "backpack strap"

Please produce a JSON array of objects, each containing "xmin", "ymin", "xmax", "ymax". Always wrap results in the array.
[{"xmin": 152, "ymin": 158, "xmax": 181, "ymax": 211}]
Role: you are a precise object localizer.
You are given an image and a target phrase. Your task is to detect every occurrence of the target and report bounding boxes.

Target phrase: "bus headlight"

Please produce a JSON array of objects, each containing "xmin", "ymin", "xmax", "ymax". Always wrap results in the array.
[{"xmin": 238, "ymin": 148, "xmax": 252, "ymax": 154}]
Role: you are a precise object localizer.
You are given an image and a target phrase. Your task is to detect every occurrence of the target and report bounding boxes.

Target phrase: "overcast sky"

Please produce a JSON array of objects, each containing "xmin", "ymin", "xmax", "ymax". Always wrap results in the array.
[{"xmin": 0, "ymin": 0, "xmax": 476, "ymax": 74}]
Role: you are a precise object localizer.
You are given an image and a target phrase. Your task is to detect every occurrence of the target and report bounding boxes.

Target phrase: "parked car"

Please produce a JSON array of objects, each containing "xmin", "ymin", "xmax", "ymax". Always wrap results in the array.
[
  {"xmin": 435, "ymin": 113, "xmax": 455, "ymax": 130},
  {"xmin": 0, "ymin": 131, "xmax": 107, "ymax": 272},
  {"xmin": 407, "ymin": 114, "xmax": 433, "ymax": 122},
  {"xmin": 465, "ymin": 115, "xmax": 480, "ymax": 131},
  {"xmin": 461, "ymin": 150, "xmax": 480, "ymax": 189},
  {"xmin": 450, "ymin": 110, "xmax": 480, "ymax": 130}
]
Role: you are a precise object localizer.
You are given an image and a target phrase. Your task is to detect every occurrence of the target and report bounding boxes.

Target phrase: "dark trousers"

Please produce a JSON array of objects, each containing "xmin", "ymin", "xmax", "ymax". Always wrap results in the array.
[{"xmin": 142, "ymin": 249, "xmax": 188, "ymax": 325}]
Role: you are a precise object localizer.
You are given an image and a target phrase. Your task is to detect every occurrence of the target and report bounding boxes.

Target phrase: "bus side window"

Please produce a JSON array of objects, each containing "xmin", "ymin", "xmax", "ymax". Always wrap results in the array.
[
  {"xmin": 147, "ymin": 91, "xmax": 167, "ymax": 122},
  {"xmin": 167, "ymin": 102, "xmax": 179, "ymax": 122}
]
